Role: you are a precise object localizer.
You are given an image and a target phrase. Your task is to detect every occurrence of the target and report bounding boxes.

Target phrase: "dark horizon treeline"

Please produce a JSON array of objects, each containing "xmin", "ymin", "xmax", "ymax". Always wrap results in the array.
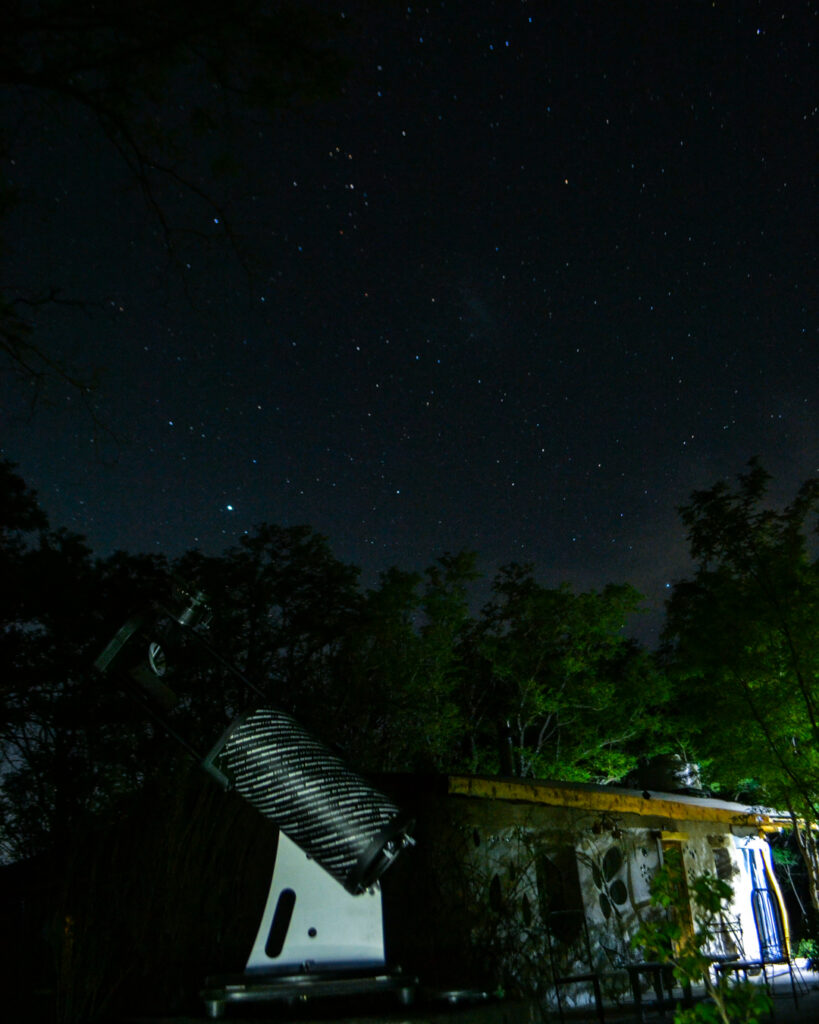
[
  {"xmin": 2, "ymin": 456, "xmax": 819, "ymax": 873},
  {"xmin": 0, "ymin": 458, "xmax": 670, "ymax": 866}
]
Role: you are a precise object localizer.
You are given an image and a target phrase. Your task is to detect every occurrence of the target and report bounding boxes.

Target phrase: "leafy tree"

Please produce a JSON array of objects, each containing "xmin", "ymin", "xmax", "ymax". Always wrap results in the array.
[
  {"xmin": 0, "ymin": 457, "xmax": 47, "ymax": 537},
  {"xmin": 331, "ymin": 564, "xmax": 425, "ymax": 769},
  {"xmin": 662, "ymin": 460, "xmax": 819, "ymax": 908},
  {"xmin": 474, "ymin": 564, "xmax": 667, "ymax": 781},
  {"xmin": 334, "ymin": 552, "xmax": 479, "ymax": 772},
  {"xmin": 0, "ymin": 463, "xmax": 172, "ymax": 860},
  {"xmin": 405, "ymin": 551, "xmax": 478, "ymax": 769},
  {"xmin": 0, "ymin": 459, "xmax": 48, "ymax": 684},
  {"xmin": 171, "ymin": 523, "xmax": 362, "ymax": 746}
]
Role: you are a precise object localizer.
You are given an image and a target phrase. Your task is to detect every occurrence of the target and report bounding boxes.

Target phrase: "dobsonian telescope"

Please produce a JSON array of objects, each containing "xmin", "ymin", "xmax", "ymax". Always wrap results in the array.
[{"xmin": 95, "ymin": 583, "xmax": 416, "ymax": 1019}]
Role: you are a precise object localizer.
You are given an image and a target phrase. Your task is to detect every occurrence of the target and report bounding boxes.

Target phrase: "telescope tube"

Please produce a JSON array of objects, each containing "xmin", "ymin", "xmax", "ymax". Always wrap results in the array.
[{"xmin": 211, "ymin": 707, "xmax": 411, "ymax": 895}]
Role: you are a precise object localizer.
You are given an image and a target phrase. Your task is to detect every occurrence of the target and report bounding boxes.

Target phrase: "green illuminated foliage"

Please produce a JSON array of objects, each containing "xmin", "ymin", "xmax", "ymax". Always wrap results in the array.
[
  {"xmin": 663, "ymin": 459, "xmax": 819, "ymax": 907},
  {"xmin": 473, "ymin": 565, "xmax": 667, "ymax": 781}
]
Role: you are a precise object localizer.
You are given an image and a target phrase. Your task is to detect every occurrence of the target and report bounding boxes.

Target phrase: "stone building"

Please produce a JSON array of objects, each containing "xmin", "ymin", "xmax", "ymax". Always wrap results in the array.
[{"xmin": 385, "ymin": 773, "xmax": 792, "ymax": 1012}]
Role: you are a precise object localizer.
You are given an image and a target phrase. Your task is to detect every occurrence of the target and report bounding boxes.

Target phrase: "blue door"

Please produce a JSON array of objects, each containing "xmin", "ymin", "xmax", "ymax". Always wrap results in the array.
[{"xmin": 744, "ymin": 848, "xmax": 784, "ymax": 961}]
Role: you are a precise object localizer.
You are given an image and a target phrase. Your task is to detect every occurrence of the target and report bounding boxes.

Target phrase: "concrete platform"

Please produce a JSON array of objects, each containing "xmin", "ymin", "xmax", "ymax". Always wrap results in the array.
[{"xmin": 124, "ymin": 964, "xmax": 819, "ymax": 1023}]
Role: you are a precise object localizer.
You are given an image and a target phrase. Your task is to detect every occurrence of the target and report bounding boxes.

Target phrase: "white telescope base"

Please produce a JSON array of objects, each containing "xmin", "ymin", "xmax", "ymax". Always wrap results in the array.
[
  {"xmin": 202, "ymin": 832, "xmax": 415, "ymax": 1018},
  {"xmin": 247, "ymin": 831, "xmax": 386, "ymax": 972}
]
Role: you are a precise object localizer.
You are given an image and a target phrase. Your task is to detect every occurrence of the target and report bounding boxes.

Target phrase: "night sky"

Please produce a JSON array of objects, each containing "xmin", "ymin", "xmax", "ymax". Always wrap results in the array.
[{"xmin": 1, "ymin": 1, "xmax": 816, "ymax": 641}]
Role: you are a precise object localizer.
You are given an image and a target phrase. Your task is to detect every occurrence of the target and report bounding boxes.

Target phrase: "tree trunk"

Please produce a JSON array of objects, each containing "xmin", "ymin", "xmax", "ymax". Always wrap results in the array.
[
  {"xmin": 789, "ymin": 810, "xmax": 819, "ymax": 913},
  {"xmin": 497, "ymin": 719, "xmax": 514, "ymax": 775}
]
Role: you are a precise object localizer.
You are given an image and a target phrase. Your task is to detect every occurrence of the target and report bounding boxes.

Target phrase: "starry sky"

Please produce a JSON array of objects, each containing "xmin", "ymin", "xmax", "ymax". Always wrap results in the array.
[{"xmin": 1, "ymin": 1, "xmax": 816, "ymax": 641}]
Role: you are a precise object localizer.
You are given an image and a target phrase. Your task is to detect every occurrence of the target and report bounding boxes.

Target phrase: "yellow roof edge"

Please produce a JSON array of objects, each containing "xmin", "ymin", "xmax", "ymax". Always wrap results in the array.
[{"xmin": 446, "ymin": 775, "xmax": 773, "ymax": 828}]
